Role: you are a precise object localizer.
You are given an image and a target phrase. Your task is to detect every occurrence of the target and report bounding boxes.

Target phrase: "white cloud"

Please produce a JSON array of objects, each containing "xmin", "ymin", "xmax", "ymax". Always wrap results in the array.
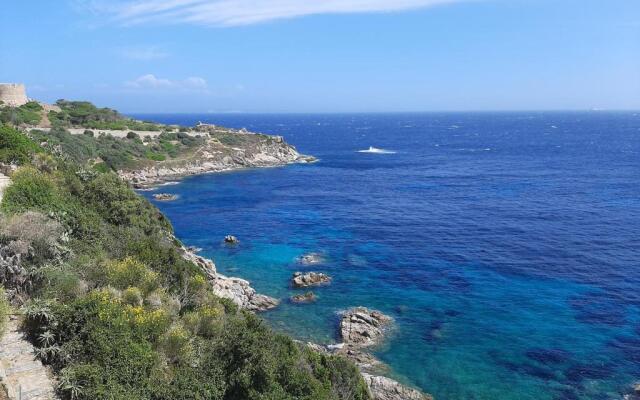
[
  {"xmin": 83, "ymin": 0, "xmax": 467, "ymax": 27},
  {"xmin": 119, "ymin": 46, "xmax": 169, "ymax": 60},
  {"xmin": 125, "ymin": 74, "xmax": 208, "ymax": 90}
]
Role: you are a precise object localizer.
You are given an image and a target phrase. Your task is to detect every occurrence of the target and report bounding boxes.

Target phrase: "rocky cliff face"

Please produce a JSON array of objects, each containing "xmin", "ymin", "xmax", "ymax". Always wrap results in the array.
[{"xmin": 120, "ymin": 131, "xmax": 315, "ymax": 187}]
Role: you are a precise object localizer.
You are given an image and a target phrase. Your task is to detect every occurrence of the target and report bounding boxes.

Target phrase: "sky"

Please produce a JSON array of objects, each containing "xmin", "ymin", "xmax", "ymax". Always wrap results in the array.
[{"xmin": 1, "ymin": 0, "xmax": 639, "ymax": 113}]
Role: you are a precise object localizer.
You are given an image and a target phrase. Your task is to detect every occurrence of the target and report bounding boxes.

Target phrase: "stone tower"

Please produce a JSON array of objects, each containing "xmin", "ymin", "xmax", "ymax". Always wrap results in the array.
[{"xmin": 0, "ymin": 83, "xmax": 28, "ymax": 107}]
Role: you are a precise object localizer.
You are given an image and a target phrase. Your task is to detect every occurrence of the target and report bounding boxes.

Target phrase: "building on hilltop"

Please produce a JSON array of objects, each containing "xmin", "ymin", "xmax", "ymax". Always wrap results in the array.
[{"xmin": 0, "ymin": 83, "xmax": 28, "ymax": 107}]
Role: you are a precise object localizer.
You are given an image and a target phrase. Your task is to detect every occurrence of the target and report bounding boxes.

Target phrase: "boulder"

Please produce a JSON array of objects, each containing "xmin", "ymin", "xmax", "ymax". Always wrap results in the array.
[
  {"xmin": 340, "ymin": 307, "xmax": 392, "ymax": 347},
  {"xmin": 362, "ymin": 373, "xmax": 433, "ymax": 400},
  {"xmin": 292, "ymin": 272, "xmax": 331, "ymax": 288},
  {"xmin": 290, "ymin": 291, "xmax": 317, "ymax": 303},
  {"xmin": 224, "ymin": 235, "xmax": 239, "ymax": 244},
  {"xmin": 210, "ymin": 274, "xmax": 279, "ymax": 312}
]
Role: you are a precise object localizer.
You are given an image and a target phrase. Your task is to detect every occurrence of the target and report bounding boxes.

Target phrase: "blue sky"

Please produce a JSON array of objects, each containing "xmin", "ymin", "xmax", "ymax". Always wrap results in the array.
[{"xmin": 1, "ymin": 0, "xmax": 638, "ymax": 112}]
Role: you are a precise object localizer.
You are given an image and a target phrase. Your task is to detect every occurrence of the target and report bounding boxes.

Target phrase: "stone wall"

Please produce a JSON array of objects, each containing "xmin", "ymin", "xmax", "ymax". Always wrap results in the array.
[{"xmin": 0, "ymin": 84, "xmax": 28, "ymax": 107}]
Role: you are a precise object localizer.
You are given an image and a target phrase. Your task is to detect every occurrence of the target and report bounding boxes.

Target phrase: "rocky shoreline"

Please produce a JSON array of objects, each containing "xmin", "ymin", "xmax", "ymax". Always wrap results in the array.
[
  {"xmin": 119, "ymin": 132, "xmax": 316, "ymax": 188},
  {"xmin": 180, "ymin": 244, "xmax": 279, "ymax": 312}
]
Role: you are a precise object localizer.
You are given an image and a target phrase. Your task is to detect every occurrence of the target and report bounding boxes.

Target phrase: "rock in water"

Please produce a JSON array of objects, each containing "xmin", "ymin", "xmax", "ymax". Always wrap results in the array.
[
  {"xmin": 290, "ymin": 291, "xmax": 317, "ymax": 303},
  {"xmin": 291, "ymin": 272, "xmax": 332, "ymax": 287},
  {"xmin": 224, "ymin": 235, "xmax": 239, "ymax": 244},
  {"xmin": 362, "ymin": 373, "xmax": 433, "ymax": 400},
  {"xmin": 341, "ymin": 307, "xmax": 392, "ymax": 347},
  {"xmin": 153, "ymin": 193, "xmax": 177, "ymax": 201}
]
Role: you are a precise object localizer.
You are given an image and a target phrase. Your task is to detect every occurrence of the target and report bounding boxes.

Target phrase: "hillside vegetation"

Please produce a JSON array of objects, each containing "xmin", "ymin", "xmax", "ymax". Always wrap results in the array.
[
  {"xmin": 0, "ymin": 124, "xmax": 369, "ymax": 400},
  {"xmin": 29, "ymin": 127, "xmax": 206, "ymax": 172}
]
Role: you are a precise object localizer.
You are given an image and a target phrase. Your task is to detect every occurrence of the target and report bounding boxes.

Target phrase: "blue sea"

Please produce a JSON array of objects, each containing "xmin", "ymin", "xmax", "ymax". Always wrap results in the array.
[{"xmin": 133, "ymin": 112, "xmax": 640, "ymax": 400}]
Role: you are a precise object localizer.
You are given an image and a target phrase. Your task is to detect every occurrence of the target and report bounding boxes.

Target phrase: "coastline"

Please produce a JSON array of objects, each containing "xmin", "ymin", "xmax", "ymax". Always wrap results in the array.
[
  {"xmin": 123, "ymin": 156, "xmax": 316, "ymax": 189},
  {"xmin": 146, "ymin": 159, "xmax": 432, "ymax": 400},
  {"xmin": 118, "ymin": 134, "xmax": 316, "ymax": 188}
]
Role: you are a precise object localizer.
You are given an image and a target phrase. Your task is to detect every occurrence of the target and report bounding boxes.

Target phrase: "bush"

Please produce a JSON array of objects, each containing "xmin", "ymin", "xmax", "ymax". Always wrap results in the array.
[
  {"xmin": 1, "ymin": 167, "xmax": 61, "ymax": 214},
  {"xmin": 105, "ymin": 257, "xmax": 159, "ymax": 294},
  {"xmin": 0, "ymin": 124, "xmax": 41, "ymax": 164},
  {"xmin": 126, "ymin": 131, "xmax": 139, "ymax": 140}
]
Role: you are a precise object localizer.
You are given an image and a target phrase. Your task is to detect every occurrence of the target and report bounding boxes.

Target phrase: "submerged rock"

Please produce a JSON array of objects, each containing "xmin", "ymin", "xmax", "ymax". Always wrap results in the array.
[
  {"xmin": 153, "ymin": 193, "xmax": 177, "ymax": 201},
  {"xmin": 362, "ymin": 373, "xmax": 433, "ymax": 400},
  {"xmin": 224, "ymin": 235, "xmax": 239, "ymax": 244},
  {"xmin": 290, "ymin": 291, "xmax": 317, "ymax": 303},
  {"xmin": 297, "ymin": 252, "xmax": 324, "ymax": 265},
  {"xmin": 292, "ymin": 272, "xmax": 331, "ymax": 288},
  {"xmin": 340, "ymin": 307, "xmax": 392, "ymax": 347}
]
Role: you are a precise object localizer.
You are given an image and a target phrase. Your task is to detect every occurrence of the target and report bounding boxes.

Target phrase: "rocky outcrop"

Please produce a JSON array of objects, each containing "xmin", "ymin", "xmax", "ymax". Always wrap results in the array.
[
  {"xmin": 209, "ymin": 275, "xmax": 279, "ymax": 312},
  {"xmin": 292, "ymin": 272, "xmax": 331, "ymax": 288},
  {"xmin": 0, "ymin": 316, "xmax": 58, "ymax": 400},
  {"xmin": 120, "ymin": 131, "xmax": 316, "ymax": 187},
  {"xmin": 180, "ymin": 245, "xmax": 278, "ymax": 312},
  {"xmin": 362, "ymin": 373, "xmax": 433, "ymax": 400},
  {"xmin": 153, "ymin": 193, "xmax": 177, "ymax": 201},
  {"xmin": 341, "ymin": 307, "xmax": 392, "ymax": 347},
  {"xmin": 624, "ymin": 382, "xmax": 640, "ymax": 400},
  {"xmin": 290, "ymin": 292, "xmax": 317, "ymax": 303}
]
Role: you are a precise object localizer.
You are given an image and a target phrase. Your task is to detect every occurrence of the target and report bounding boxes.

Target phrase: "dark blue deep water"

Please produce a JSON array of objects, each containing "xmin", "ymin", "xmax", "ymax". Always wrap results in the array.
[{"xmin": 134, "ymin": 112, "xmax": 640, "ymax": 400}]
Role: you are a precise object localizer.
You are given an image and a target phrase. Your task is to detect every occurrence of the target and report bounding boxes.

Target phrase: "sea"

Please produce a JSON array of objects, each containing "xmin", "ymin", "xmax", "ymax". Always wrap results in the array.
[{"xmin": 132, "ymin": 112, "xmax": 640, "ymax": 400}]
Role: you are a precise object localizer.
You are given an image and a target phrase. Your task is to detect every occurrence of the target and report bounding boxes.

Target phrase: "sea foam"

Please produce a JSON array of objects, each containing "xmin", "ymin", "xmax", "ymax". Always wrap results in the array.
[{"xmin": 357, "ymin": 146, "xmax": 396, "ymax": 154}]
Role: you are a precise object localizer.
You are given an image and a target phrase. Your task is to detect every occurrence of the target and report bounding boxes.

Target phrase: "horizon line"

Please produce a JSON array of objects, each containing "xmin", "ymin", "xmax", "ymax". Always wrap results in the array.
[{"xmin": 125, "ymin": 109, "xmax": 640, "ymax": 115}]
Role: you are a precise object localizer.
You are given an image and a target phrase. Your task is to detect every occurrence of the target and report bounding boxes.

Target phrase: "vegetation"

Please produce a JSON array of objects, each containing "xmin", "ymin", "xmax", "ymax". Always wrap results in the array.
[
  {"xmin": 0, "ymin": 124, "xmax": 370, "ymax": 400},
  {"xmin": 28, "ymin": 127, "xmax": 205, "ymax": 171},
  {"xmin": 49, "ymin": 100, "xmax": 162, "ymax": 131},
  {"xmin": 0, "ymin": 124, "xmax": 41, "ymax": 164},
  {"xmin": 0, "ymin": 101, "xmax": 43, "ymax": 126}
]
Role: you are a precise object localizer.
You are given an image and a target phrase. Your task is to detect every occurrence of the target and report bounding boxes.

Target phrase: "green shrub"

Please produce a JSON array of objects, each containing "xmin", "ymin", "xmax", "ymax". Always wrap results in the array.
[
  {"xmin": 105, "ymin": 257, "xmax": 159, "ymax": 294},
  {"xmin": 1, "ymin": 167, "xmax": 60, "ymax": 214},
  {"xmin": 0, "ymin": 124, "xmax": 41, "ymax": 164}
]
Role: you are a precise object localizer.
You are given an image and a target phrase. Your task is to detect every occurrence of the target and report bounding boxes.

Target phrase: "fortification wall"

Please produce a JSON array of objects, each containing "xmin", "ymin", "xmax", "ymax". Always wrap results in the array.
[{"xmin": 0, "ymin": 83, "xmax": 28, "ymax": 107}]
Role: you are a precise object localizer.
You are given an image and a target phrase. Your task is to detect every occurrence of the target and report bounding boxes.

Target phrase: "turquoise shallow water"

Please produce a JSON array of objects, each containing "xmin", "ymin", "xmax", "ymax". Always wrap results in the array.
[{"xmin": 136, "ymin": 112, "xmax": 640, "ymax": 400}]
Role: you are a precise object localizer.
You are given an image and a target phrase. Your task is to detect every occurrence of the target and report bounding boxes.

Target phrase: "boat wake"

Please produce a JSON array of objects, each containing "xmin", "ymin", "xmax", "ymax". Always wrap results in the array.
[{"xmin": 357, "ymin": 146, "xmax": 396, "ymax": 154}]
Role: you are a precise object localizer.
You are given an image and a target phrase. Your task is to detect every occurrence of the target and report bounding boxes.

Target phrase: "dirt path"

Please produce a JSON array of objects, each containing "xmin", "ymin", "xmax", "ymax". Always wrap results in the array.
[{"xmin": 0, "ymin": 317, "xmax": 58, "ymax": 400}]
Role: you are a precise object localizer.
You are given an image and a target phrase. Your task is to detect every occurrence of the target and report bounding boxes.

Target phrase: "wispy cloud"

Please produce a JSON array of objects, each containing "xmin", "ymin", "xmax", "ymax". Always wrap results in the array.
[
  {"xmin": 125, "ymin": 74, "xmax": 208, "ymax": 90},
  {"xmin": 79, "ymin": 0, "xmax": 466, "ymax": 27},
  {"xmin": 119, "ymin": 46, "xmax": 169, "ymax": 60}
]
